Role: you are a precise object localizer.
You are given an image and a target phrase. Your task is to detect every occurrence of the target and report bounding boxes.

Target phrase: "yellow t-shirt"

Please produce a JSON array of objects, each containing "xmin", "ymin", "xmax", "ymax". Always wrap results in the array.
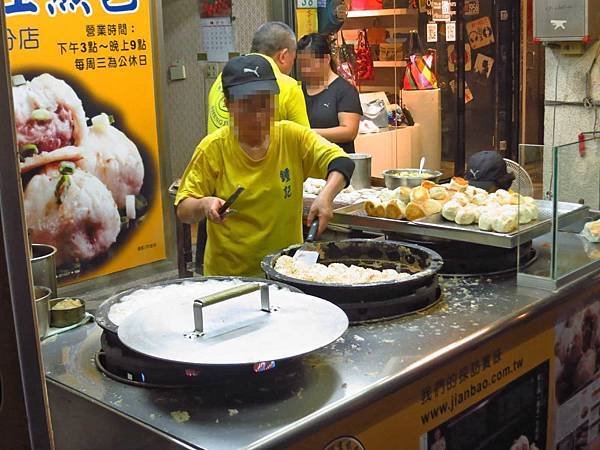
[
  {"xmin": 206, "ymin": 55, "xmax": 310, "ymax": 133},
  {"xmin": 176, "ymin": 121, "xmax": 347, "ymax": 276}
]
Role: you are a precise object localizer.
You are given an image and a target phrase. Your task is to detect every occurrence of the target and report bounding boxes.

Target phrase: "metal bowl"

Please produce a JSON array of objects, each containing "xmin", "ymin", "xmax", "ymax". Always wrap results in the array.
[
  {"xmin": 382, "ymin": 168, "xmax": 443, "ymax": 189},
  {"xmin": 261, "ymin": 239, "xmax": 443, "ymax": 306},
  {"xmin": 49, "ymin": 297, "xmax": 85, "ymax": 328}
]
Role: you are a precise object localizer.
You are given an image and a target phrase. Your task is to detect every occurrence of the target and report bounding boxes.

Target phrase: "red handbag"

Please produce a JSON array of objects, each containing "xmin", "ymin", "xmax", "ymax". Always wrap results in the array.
[
  {"xmin": 355, "ymin": 29, "xmax": 374, "ymax": 81},
  {"xmin": 351, "ymin": 0, "xmax": 383, "ymax": 10}
]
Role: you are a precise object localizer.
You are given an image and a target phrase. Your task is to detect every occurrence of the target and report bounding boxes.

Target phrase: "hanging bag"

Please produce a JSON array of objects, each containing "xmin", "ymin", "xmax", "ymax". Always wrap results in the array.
[
  {"xmin": 351, "ymin": 0, "xmax": 383, "ymax": 10},
  {"xmin": 355, "ymin": 29, "xmax": 375, "ymax": 81},
  {"xmin": 336, "ymin": 31, "xmax": 358, "ymax": 88},
  {"xmin": 403, "ymin": 30, "xmax": 438, "ymax": 90}
]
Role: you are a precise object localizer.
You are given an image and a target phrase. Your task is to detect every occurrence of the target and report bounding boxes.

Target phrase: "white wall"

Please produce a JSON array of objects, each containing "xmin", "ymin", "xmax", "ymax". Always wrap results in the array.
[
  {"xmin": 543, "ymin": 42, "xmax": 600, "ymax": 207},
  {"xmin": 161, "ymin": 0, "xmax": 272, "ymax": 182}
]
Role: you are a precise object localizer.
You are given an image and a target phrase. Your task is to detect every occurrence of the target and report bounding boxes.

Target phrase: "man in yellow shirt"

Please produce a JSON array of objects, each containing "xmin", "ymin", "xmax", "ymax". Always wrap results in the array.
[
  {"xmin": 177, "ymin": 55, "xmax": 353, "ymax": 276},
  {"xmin": 206, "ymin": 21, "xmax": 310, "ymax": 133}
]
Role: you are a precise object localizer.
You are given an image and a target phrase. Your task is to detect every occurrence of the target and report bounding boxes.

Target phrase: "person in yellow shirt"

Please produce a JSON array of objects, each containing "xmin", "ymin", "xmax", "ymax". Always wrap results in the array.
[
  {"xmin": 206, "ymin": 21, "xmax": 310, "ymax": 133},
  {"xmin": 177, "ymin": 54, "xmax": 354, "ymax": 276}
]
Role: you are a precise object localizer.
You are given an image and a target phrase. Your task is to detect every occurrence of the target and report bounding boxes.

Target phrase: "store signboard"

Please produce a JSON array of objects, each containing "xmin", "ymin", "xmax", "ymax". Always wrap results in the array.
[
  {"xmin": 5, "ymin": 0, "xmax": 166, "ymax": 284},
  {"xmin": 291, "ymin": 297, "xmax": 600, "ymax": 449},
  {"xmin": 297, "ymin": 0, "xmax": 317, "ymax": 8},
  {"xmin": 296, "ymin": 7, "xmax": 318, "ymax": 37}
]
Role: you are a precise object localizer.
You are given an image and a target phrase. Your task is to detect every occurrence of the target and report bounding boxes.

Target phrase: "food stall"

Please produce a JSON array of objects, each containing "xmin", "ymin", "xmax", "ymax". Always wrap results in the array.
[
  {"xmin": 42, "ymin": 144, "xmax": 600, "ymax": 449},
  {"xmin": 42, "ymin": 236, "xmax": 600, "ymax": 449},
  {"xmin": 2, "ymin": 1, "xmax": 600, "ymax": 450}
]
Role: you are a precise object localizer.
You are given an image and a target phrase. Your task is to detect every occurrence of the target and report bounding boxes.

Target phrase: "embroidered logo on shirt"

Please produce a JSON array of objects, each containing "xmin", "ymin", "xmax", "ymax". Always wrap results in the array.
[
  {"xmin": 323, "ymin": 103, "xmax": 331, "ymax": 108},
  {"xmin": 280, "ymin": 168, "xmax": 291, "ymax": 183},
  {"xmin": 280, "ymin": 167, "xmax": 292, "ymax": 199},
  {"xmin": 243, "ymin": 66, "xmax": 260, "ymax": 78}
]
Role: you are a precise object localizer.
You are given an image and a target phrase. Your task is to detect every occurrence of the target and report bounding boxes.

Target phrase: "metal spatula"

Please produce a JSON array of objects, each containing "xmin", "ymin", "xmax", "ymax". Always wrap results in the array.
[{"xmin": 293, "ymin": 218, "xmax": 320, "ymax": 266}]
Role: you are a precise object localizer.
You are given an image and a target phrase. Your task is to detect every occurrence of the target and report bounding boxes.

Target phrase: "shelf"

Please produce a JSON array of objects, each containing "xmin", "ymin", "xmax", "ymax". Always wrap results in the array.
[
  {"xmin": 347, "ymin": 8, "xmax": 417, "ymax": 18},
  {"xmin": 373, "ymin": 60, "xmax": 407, "ymax": 68},
  {"xmin": 357, "ymin": 84, "xmax": 397, "ymax": 92}
]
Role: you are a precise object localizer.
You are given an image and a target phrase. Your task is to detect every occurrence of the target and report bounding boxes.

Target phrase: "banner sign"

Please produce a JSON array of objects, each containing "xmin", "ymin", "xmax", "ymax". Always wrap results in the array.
[{"xmin": 5, "ymin": 0, "xmax": 166, "ymax": 283}]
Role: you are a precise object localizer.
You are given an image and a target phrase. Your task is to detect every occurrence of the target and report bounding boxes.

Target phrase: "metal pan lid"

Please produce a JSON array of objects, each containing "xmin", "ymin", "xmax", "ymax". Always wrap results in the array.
[
  {"xmin": 117, "ymin": 288, "xmax": 348, "ymax": 365},
  {"xmin": 95, "ymin": 277, "xmax": 301, "ymax": 334}
]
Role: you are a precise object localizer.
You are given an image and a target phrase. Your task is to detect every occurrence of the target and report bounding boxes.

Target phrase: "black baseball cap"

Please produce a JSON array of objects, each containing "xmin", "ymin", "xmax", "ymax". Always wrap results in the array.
[
  {"xmin": 464, "ymin": 150, "xmax": 515, "ymax": 191},
  {"xmin": 222, "ymin": 54, "xmax": 279, "ymax": 99}
]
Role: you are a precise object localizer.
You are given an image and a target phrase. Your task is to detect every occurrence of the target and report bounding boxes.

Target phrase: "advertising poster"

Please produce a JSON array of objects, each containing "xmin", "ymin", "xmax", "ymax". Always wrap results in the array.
[
  {"xmin": 466, "ymin": 16, "xmax": 495, "ymax": 50},
  {"xmin": 5, "ymin": 0, "xmax": 166, "ymax": 283},
  {"xmin": 420, "ymin": 362, "xmax": 548, "ymax": 450},
  {"xmin": 447, "ymin": 43, "xmax": 472, "ymax": 72},
  {"xmin": 554, "ymin": 302, "xmax": 600, "ymax": 450}
]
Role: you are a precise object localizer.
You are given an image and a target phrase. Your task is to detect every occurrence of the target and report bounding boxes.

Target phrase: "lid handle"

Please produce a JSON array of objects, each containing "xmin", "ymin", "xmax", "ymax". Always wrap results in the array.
[{"xmin": 193, "ymin": 283, "xmax": 270, "ymax": 334}]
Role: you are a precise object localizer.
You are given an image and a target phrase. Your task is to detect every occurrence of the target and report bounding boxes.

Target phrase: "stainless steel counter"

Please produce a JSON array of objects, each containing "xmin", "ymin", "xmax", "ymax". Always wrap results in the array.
[{"xmin": 42, "ymin": 247, "xmax": 600, "ymax": 450}]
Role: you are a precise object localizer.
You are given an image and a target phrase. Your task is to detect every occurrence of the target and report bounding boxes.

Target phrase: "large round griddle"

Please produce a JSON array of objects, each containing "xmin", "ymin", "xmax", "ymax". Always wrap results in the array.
[{"xmin": 117, "ymin": 287, "xmax": 348, "ymax": 365}]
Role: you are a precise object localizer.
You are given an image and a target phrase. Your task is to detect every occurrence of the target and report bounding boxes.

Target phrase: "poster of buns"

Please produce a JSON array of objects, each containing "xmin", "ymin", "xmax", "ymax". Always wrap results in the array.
[
  {"xmin": 554, "ymin": 302, "xmax": 600, "ymax": 450},
  {"xmin": 5, "ymin": 0, "xmax": 166, "ymax": 283}
]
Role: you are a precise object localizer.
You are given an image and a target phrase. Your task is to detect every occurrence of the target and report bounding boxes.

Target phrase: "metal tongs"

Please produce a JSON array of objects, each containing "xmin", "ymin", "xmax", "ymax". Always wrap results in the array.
[{"xmin": 218, "ymin": 186, "xmax": 244, "ymax": 218}]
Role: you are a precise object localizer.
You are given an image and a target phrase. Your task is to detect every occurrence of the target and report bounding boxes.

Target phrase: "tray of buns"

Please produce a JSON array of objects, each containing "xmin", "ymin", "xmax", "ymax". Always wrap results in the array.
[{"xmin": 331, "ymin": 178, "xmax": 589, "ymax": 249}]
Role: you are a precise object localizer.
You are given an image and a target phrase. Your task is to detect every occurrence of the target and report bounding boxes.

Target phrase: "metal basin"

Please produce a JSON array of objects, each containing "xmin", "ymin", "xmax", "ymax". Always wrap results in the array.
[{"xmin": 382, "ymin": 168, "xmax": 443, "ymax": 189}]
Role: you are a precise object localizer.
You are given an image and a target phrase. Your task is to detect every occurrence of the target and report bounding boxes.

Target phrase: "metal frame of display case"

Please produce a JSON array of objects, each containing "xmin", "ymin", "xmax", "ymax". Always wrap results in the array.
[
  {"xmin": 0, "ymin": 6, "xmax": 54, "ymax": 448},
  {"xmin": 0, "ymin": 0, "xmax": 175, "ymax": 443},
  {"xmin": 517, "ymin": 137, "xmax": 600, "ymax": 291}
]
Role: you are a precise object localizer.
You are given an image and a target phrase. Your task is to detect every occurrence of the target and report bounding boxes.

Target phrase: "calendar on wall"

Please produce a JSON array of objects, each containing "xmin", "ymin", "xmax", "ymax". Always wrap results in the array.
[{"xmin": 200, "ymin": 17, "xmax": 235, "ymax": 62}]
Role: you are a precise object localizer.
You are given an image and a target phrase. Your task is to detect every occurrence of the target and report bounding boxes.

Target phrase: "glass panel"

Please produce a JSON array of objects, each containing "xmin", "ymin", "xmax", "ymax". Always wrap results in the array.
[
  {"xmin": 552, "ymin": 136, "xmax": 600, "ymax": 280},
  {"xmin": 517, "ymin": 139, "xmax": 599, "ymax": 286},
  {"xmin": 517, "ymin": 144, "xmax": 552, "ymax": 280}
]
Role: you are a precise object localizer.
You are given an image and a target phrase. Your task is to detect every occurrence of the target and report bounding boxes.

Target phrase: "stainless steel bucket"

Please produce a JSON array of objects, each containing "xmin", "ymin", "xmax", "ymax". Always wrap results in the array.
[
  {"xmin": 31, "ymin": 244, "xmax": 58, "ymax": 298},
  {"xmin": 349, "ymin": 153, "xmax": 372, "ymax": 190},
  {"xmin": 34, "ymin": 286, "xmax": 52, "ymax": 339}
]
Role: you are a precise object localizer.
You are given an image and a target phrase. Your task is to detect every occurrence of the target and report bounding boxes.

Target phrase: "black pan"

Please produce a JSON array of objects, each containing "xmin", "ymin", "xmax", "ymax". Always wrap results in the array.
[{"xmin": 261, "ymin": 239, "xmax": 443, "ymax": 305}]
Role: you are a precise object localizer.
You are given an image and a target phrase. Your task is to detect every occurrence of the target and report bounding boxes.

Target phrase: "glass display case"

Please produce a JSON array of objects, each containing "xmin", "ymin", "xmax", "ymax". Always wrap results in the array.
[{"xmin": 517, "ymin": 137, "xmax": 600, "ymax": 290}]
